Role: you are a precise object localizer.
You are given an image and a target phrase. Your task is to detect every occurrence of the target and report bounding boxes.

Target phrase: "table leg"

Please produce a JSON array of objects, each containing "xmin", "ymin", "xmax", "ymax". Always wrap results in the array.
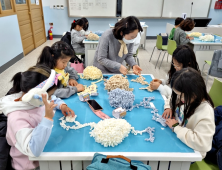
[
  {"xmin": 170, "ymin": 161, "xmax": 182, "ymax": 170},
  {"xmin": 83, "ymin": 161, "xmax": 91, "ymax": 170},
  {"xmin": 159, "ymin": 161, "xmax": 170, "ymax": 170},
  {"xmin": 39, "ymin": 161, "xmax": 49, "ymax": 170},
  {"xmin": 181, "ymin": 161, "xmax": 191, "ymax": 170},
  {"xmin": 149, "ymin": 161, "xmax": 159, "ymax": 170},
  {"xmin": 72, "ymin": 161, "xmax": 82, "ymax": 170},
  {"xmin": 48, "ymin": 161, "xmax": 60, "ymax": 170},
  {"xmin": 61, "ymin": 161, "xmax": 72, "ymax": 170}
]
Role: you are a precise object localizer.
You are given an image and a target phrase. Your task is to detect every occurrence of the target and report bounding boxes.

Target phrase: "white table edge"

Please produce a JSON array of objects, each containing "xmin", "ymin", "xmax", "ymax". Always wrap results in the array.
[
  {"xmin": 190, "ymin": 41, "xmax": 222, "ymax": 45},
  {"xmin": 29, "ymin": 151, "xmax": 202, "ymax": 161},
  {"xmin": 83, "ymin": 40, "xmax": 99, "ymax": 44},
  {"xmin": 29, "ymin": 74, "xmax": 201, "ymax": 162}
]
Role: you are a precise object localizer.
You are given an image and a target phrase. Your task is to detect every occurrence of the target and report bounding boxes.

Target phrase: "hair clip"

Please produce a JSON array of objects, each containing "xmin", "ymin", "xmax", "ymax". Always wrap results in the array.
[{"xmin": 73, "ymin": 20, "xmax": 76, "ymax": 23}]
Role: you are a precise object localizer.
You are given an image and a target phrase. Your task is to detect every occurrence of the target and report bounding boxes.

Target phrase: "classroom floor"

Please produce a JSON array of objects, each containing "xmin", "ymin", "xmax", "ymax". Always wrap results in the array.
[{"xmin": 0, "ymin": 38, "xmax": 218, "ymax": 98}]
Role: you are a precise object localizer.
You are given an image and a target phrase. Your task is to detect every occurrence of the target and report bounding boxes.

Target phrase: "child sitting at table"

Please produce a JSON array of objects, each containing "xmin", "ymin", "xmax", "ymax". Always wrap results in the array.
[
  {"xmin": 169, "ymin": 17, "xmax": 184, "ymax": 40},
  {"xmin": 173, "ymin": 18, "xmax": 195, "ymax": 45},
  {"xmin": 0, "ymin": 65, "xmax": 74, "ymax": 170},
  {"xmin": 37, "ymin": 41, "xmax": 85, "ymax": 98},
  {"xmin": 150, "ymin": 45, "xmax": 200, "ymax": 117},
  {"xmin": 80, "ymin": 17, "xmax": 91, "ymax": 36},
  {"xmin": 165, "ymin": 67, "xmax": 215, "ymax": 159},
  {"xmin": 70, "ymin": 18, "xmax": 87, "ymax": 54}
]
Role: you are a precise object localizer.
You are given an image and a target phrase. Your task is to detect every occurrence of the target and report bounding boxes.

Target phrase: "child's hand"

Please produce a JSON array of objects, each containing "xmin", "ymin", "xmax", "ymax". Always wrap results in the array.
[
  {"xmin": 166, "ymin": 119, "xmax": 178, "ymax": 128},
  {"xmin": 189, "ymin": 37, "xmax": 194, "ymax": 40},
  {"xmin": 162, "ymin": 108, "xmax": 173, "ymax": 119},
  {"xmin": 69, "ymin": 79, "xmax": 78, "ymax": 86},
  {"xmin": 152, "ymin": 79, "xmax": 162, "ymax": 84},
  {"xmin": 42, "ymin": 94, "xmax": 57, "ymax": 120},
  {"xmin": 61, "ymin": 104, "xmax": 75, "ymax": 117},
  {"xmin": 76, "ymin": 84, "xmax": 85, "ymax": 92},
  {"xmin": 186, "ymin": 35, "xmax": 190, "ymax": 39},
  {"xmin": 150, "ymin": 81, "xmax": 160, "ymax": 90},
  {"xmin": 133, "ymin": 65, "xmax": 142, "ymax": 75}
]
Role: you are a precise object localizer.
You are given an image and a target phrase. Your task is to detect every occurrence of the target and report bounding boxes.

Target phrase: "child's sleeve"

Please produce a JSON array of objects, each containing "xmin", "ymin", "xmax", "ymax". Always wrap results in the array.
[
  {"xmin": 71, "ymin": 31, "xmax": 85, "ymax": 43},
  {"xmin": 65, "ymin": 63, "xmax": 79, "ymax": 80},
  {"xmin": 174, "ymin": 107, "xmax": 215, "ymax": 152},
  {"xmin": 7, "ymin": 111, "xmax": 53, "ymax": 157},
  {"xmin": 157, "ymin": 84, "xmax": 172, "ymax": 98},
  {"xmin": 53, "ymin": 86, "xmax": 78, "ymax": 98},
  {"xmin": 51, "ymin": 95, "xmax": 66, "ymax": 110},
  {"xmin": 179, "ymin": 32, "xmax": 190, "ymax": 45}
]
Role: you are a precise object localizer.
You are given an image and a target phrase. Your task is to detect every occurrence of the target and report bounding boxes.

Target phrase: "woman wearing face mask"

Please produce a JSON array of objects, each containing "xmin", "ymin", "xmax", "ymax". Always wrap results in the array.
[{"xmin": 93, "ymin": 16, "xmax": 143, "ymax": 75}]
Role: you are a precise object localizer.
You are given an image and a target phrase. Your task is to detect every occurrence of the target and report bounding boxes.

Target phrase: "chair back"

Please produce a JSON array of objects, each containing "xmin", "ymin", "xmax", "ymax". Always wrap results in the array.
[
  {"xmin": 209, "ymin": 78, "xmax": 222, "ymax": 107},
  {"xmin": 208, "ymin": 50, "xmax": 222, "ymax": 78},
  {"xmin": 167, "ymin": 39, "xmax": 177, "ymax": 55},
  {"xmin": 156, "ymin": 35, "xmax": 163, "ymax": 50}
]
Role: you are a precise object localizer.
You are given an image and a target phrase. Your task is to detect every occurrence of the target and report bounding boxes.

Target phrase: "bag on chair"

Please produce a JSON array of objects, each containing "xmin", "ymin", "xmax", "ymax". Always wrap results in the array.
[
  {"xmin": 87, "ymin": 153, "xmax": 151, "ymax": 170},
  {"xmin": 70, "ymin": 59, "xmax": 84, "ymax": 73}
]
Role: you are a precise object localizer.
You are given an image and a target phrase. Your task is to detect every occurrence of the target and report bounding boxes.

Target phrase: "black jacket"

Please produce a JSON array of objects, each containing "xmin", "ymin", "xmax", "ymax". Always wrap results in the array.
[{"xmin": 206, "ymin": 106, "xmax": 222, "ymax": 170}]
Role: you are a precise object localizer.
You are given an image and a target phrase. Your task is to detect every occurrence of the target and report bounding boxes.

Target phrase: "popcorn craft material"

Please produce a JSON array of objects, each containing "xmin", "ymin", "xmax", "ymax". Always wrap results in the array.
[
  {"xmin": 87, "ymin": 33, "xmax": 99, "ymax": 41},
  {"xmin": 77, "ymin": 84, "xmax": 98, "ymax": 96},
  {"xmin": 59, "ymin": 116, "xmax": 155, "ymax": 147},
  {"xmin": 79, "ymin": 66, "xmax": 103, "ymax": 80},
  {"xmin": 199, "ymin": 35, "xmax": 214, "ymax": 42},
  {"xmin": 131, "ymin": 75, "xmax": 149, "ymax": 85},
  {"xmin": 104, "ymin": 75, "xmax": 133, "ymax": 92},
  {"xmin": 139, "ymin": 85, "xmax": 153, "ymax": 92},
  {"xmin": 189, "ymin": 32, "xmax": 202, "ymax": 37}
]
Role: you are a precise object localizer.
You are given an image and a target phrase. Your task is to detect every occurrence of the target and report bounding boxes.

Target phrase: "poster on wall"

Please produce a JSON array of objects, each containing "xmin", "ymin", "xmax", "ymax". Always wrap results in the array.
[{"xmin": 36, "ymin": 0, "xmax": 39, "ymax": 5}]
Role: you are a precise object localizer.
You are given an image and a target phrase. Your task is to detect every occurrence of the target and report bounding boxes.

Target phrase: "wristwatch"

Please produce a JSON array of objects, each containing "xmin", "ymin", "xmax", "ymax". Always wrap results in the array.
[{"xmin": 172, "ymin": 123, "xmax": 179, "ymax": 132}]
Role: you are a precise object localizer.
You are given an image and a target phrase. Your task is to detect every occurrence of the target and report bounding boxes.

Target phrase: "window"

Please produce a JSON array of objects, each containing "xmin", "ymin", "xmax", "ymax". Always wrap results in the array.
[
  {"xmin": 0, "ymin": 0, "xmax": 16, "ymax": 17},
  {"xmin": 31, "ymin": 0, "xmax": 35, "ymax": 4},
  {"xmin": 15, "ymin": 0, "xmax": 26, "ymax": 4},
  {"xmin": 1, "ymin": 0, "xmax": 12, "ymax": 10}
]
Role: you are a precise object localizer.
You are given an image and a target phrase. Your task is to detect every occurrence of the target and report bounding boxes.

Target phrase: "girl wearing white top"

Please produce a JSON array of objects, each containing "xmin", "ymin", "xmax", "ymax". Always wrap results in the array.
[{"xmin": 165, "ymin": 67, "xmax": 215, "ymax": 158}]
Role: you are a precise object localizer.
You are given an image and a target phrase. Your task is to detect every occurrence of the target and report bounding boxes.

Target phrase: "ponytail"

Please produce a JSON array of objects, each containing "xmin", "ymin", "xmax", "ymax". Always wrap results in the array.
[
  {"xmin": 37, "ymin": 46, "xmax": 55, "ymax": 69},
  {"xmin": 10, "ymin": 72, "xmax": 22, "ymax": 94},
  {"xmin": 70, "ymin": 19, "xmax": 85, "ymax": 31}
]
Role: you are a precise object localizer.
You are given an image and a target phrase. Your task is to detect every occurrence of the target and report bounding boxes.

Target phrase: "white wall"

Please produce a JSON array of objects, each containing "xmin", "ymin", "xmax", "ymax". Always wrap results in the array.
[
  {"xmin": 42, "ymin": 0, "xmax": 222, "ymax": 36},
  {"xmin": 0, "ymin": 15, "xmax": 23, "ymax": 67}
]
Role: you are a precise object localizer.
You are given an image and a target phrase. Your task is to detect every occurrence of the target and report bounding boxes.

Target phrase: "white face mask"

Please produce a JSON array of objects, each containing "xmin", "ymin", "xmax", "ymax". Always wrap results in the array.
[{"xmin": 122, "ymin": 37, "xmax": 136, "ymax": 44}]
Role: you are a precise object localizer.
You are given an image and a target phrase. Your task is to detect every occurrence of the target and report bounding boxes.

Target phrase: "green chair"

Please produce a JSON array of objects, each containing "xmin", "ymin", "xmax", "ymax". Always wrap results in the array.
[
  {"xmin": 133, "ymin": 49, "xmax": 140, "ymax": 66},
  {"xmin": 209, "ymin": 78, "xmax": 222, "ymax": 107},
  {"xmin": 149, "ymin": 35, "xmax": 168, "ymax": 69},
  {"xmin": 159, "ymin": 39, "xmax": 177, "ymax": 69},
  {"xmin": 189, "ymin": 159, "xmax": 219, "ymax": 170}
]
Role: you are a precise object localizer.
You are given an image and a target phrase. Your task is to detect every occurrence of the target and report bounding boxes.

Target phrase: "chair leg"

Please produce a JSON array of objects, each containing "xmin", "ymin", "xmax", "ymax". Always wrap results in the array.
[
  {"xmin": 201, "ymin": 62, "xmax": 207, "ymax": 76},
  {"xmin": 167, "ymin": 54, "xmax": 169, "ymax": 62},
  {"xmin": 149, "ymin": 46, "xmax": 156, "ymax": 62},
  {"xmin": 155, "ymin": 51, "xmax": 162, "ymax": 69},
  {"xmin": 206, "ymin": 72, "xmax": 209, "ymax": 86},
  {"xmin": 137, "ymin": 57, "xmax": 140, "ymax": 66},
  {"xmin": 159, "ymin": 52, "xmax": 167, "ymax": 69}
]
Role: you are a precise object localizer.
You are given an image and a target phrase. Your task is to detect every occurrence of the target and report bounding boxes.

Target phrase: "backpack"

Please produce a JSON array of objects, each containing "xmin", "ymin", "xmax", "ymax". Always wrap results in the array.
[{"xmin": 206, "ymin": 106, "xmax": 222, "ymax": 170}]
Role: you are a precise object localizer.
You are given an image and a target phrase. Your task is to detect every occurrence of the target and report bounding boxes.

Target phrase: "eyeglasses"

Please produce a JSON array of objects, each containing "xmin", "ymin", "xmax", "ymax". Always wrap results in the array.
[{"xmin": 171, "ymin": 63, "xmax": 181, "ymax": 69}]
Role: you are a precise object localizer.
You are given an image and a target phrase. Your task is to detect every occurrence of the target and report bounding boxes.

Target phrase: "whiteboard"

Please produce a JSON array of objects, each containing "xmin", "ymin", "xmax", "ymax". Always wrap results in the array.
[
  {"xmin": 121, "ymin": 0, "xmax": 163, "ymax": 17},
  {"xmin": 68, "ymin": 0, "xmax": 117, "ymax": 17},
  {"xmin": 162, "ymin": 0, "xmax": 211, "ymax": 18}
]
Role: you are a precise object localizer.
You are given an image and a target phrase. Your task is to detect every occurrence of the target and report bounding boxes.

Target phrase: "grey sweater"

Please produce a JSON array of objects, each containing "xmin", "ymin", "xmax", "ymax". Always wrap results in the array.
[
  {"xmin": 93, "ymin": 29, "xmax": 137, "ymax": 73},
  {"xmin": 53, "ymin": 62, "xmax": 79, "ymax": 99},
  {"xmin": 71, "ymin": 29, "xmax": 85, "ymax": 54},
  {"xmin": 173, "ymin": 27, "xmax": 190, "ymax": 46}
]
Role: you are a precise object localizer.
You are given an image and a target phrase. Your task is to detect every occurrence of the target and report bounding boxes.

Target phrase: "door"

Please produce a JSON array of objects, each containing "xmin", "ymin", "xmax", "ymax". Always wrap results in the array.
[
  {"xmin": 15, "ymin": 0, "xmax": 35, "ymax": 55},
  {"xmin": 29, "ymin": 0, "xmax": 46, "ymax": 47}
]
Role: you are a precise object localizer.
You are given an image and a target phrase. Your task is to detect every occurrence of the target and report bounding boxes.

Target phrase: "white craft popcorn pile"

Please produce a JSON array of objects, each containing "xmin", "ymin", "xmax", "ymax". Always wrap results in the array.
[
  {"xmin": 79, "ymin": 66, "xmax": 103, "ymax": 80},
  {"xmin": 89, "ymin": 118, "xmax": 132, "ymax": 147},
  {"xmin": 189, "ymin": 32, "xmax": 202, "ymax": 37},
  {"xmin": 87, "ymin": 33, "xmax": 99, "ymax": 41},
  {"xmin": 199, "ymin": 35, "xmax": 214, "ymax": 42}
]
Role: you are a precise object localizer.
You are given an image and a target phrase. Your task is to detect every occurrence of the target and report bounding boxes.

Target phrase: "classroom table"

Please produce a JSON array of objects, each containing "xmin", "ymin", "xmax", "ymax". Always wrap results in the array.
[
  {"xmin": 109, "ymin": 24, "xmax": 148, "ymax": 50},
  {"xmin": 83, "ymin": 39, "xmax": 99, "ymax": 67},
  {"xmin": 189, "ymin": 35, "xmax": 222, "ymax": 69},
  {"xmin": 29, "ymin": 74, "xmax": 202, "ymax": 170}
]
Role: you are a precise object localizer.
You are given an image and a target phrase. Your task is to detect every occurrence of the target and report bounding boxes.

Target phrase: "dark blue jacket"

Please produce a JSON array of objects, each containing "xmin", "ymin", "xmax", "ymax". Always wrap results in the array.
[{"xmin": 206, "ymin": 106, "xmax": 222, "ymax": 170}]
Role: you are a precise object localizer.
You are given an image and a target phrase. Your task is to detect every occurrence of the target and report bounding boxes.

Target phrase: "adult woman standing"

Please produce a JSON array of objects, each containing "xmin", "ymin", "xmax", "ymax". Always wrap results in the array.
[{"xmin": 93, "ymin": 16, "xmax": 143, "ymax": 75}]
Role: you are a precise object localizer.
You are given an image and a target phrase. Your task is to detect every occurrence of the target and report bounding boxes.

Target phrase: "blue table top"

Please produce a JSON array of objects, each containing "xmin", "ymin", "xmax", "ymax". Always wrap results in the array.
[
  {"xmin": 190, "ymin": 34, "xmax": 222, "ymax": 44},
  {"xmin": 44, "ymin": 74, "xmax": 193, "ymax": 153}
]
